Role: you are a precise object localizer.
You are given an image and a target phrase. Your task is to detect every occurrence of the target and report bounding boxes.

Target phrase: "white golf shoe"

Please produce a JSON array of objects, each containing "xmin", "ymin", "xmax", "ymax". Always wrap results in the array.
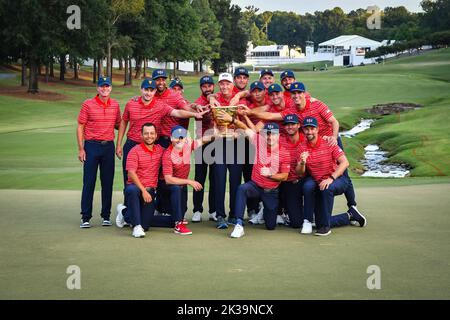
[
  {"xmin": 132, "ymin": 225, "xmax": 145, "ymax": 238},
  {"xmin": 115, "ymin": 203, "xmax": 127, "ymax": 228},
  {"xmin": 230, "ymin": 224, "xmax": 245, "ymax": 238},
  {"xmin": 192, "ymin": 211, "xmax": 202, "ymax": 222},
  {"xmin": 301, "ymin": 219, "xmax": 313, "ymax": 234}
]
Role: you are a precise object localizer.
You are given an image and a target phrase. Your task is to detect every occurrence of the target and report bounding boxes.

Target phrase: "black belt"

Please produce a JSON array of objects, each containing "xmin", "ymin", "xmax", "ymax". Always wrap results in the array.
[{"xmin": 86, "ymin": 140, "xmax": 113, "ymax": 145}]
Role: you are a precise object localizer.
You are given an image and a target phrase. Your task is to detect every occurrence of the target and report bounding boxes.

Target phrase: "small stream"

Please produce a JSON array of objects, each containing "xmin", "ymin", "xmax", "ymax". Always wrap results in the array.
[{"xmin": 340, "ymin": 119, "xmax": 410, "ymax": 178}]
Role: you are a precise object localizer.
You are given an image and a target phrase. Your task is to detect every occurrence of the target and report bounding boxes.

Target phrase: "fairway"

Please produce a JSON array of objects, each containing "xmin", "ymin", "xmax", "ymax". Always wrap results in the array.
[
  {"xmin": 0, "ymin": 184, "xmax": 449, "ymax": 300},
  {"xmin": 1, "ymin": 48, "xmax": 450, "ymax": 300}
]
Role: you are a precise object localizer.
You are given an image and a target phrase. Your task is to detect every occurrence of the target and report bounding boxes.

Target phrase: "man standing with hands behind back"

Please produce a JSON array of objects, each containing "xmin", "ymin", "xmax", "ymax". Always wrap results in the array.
[{"xmin": 77, "ymin": 76, "xmax": 121, "ymax": 228}]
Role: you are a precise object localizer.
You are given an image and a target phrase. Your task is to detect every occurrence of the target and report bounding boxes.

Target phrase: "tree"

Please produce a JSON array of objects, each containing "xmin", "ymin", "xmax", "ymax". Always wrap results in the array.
[
  {"xmin": 191, "ymin": 0, "xmax": 222, "ymax": 72},
  {"xmin": 157, "ymin": 0, "xmax": 203, "ymax": 77},
  {"xmin": 210, "ymin": 0, "xmax": 248, "ymax": 74},
  {"xmin": 421, "ymin": 0, "xmax": 450, "ymax": 32},
  {"xmin": 267, "ymin": 11, "xmax": 302, "ymax": 55},
  {"xmin": 106, "ymin": 0, "xmax": 144, "ymax": 78}
]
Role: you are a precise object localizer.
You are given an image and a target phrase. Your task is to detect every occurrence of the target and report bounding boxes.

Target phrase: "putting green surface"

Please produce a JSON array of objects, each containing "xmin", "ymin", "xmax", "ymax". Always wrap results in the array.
[{"xmin": 1, "ymin": 184, "xmax": 449, "ymax": 300}]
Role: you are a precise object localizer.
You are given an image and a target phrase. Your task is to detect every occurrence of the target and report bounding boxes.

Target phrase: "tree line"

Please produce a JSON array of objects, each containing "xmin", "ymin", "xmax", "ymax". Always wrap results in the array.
[{"xmin": 1, "ymin": 0, "xmax": 449, "ymax": 93}]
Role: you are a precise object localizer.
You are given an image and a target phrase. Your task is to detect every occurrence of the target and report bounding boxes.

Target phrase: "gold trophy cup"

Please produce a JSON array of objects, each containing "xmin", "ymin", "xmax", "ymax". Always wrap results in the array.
[{"xmin": 211, "ymin": 106, "xmax": 238, "ymax": 138}]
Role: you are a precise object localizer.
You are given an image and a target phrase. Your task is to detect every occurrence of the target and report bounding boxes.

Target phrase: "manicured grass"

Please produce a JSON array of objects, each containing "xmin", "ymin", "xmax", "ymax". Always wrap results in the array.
[{"xmin": 0, "ymin": 185, "xmax": 449, "ymax": 299}]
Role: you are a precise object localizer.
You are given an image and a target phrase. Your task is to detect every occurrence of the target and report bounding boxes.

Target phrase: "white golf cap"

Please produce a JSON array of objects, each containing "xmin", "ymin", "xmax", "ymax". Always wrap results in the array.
[{"xmin": 218, "ymin": 73, "xmax": 233, "ymax": 83}]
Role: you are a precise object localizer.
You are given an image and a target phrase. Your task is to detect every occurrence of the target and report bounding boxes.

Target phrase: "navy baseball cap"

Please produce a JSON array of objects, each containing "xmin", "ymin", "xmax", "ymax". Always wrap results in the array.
[
  {"xmin": 169, "ymin": 79, "xmax": 183, "ymax": 89},
  {"xmin": 171, "ymin": 125, "xmax": 188, "ymax": 139},
  {"xmin": 290, "ymin": 82, "xmax": 306, "ymax": 92},
  {"xmin": 200, "ymin": 75, "xmax": 214, "ymax": 86},
  {"xmin": 97, "ymin": 76, "xmax": 112, "ymax": 87},
  {"xmin": 234, "ymin": 67, "xmax": 249, "ymax": 77},
  {"xmin": 268, "ymin": 83, "xmax": 283, "ymax": 94},
  {"xmin": 152, "ymin": 69, "xmax": 167, "ymax": 80},
  {"xmin": 263, "ymin": 122, "xmax": 280, "ymax": 133},
  {"xmin": 260, "ymin": 69, "xmax": 274, "ymax": 77},
  {"xmin": 283, "ymin": 114, "xmax": 299, "ymax": 124},
  {"xmin": 302, "ymin": 117, "xmax": 318, "ymax": 128},
  {"xmin": 280, "ymin": 70, "xmax": 295, "ymax": 80},
  {"xmin": 250, "ymin": 81, "xmax": 265, "ymax": 92},
  {"xmin": 141, "ymin": 78, "xmax": 156, "ymax": 89}
]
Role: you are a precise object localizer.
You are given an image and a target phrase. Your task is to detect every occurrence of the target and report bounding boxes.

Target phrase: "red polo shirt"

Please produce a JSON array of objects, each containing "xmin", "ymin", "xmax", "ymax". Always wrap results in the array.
[
  {"xmin": 78, "ymin": 95, "xmax": 121, "ymax": 141},
  {"xmin": 122, "ymin": 97, "xmax": 173, "ymax": 142},
  {"xmin": 282, "ymin": 97, "xmax": 334, "ymax": 137},
  {"xmin": 194, "ymin": 95, "xmax": 214, "ymax": 138},
  {"xmin": 299, "ymin": 137, "xmax": 345, "ymax": 183},
  {"xmin": 250, "ymin": 134, "xmax": 291, "ymax": 189},
  {"xmin": 280, "ymin": 134, "xmax": 305, "ymax": 181},
  {"xmin": 156, "ymin": 89, "xmax": 189, "ymax": 137},
  {"xmin": 126, "ymin": 143, "xmax": 164, "ymax": 188},
  {"xmin": 162, "ymin": 141, "xmax": 197, "ymax": 179}
]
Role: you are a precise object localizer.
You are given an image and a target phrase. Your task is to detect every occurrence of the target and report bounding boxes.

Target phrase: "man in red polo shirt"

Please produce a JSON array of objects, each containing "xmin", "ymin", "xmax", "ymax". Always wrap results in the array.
[
  {"xmin": 152, "ymin": 69, "xmax": 200, "ymax": 148},
  {"xmin": 288, "ymin": 82, "xmax": 359, "ymax": 213},
  {"xmin": 278, "ymin": 114, "xmax": 306, "ymax": 230},
  {"xmin": 163, "ymin": 126, "xmax": 215, "ymax": 234},
  {"xmin": 214, "ymin": 117, "xmax": 290, "ymax": 238},
  {"xmin": 280, "ymin": 70, "xmax": 296, "ymax": 105},
  {"xmin": 192, "ymin": 76, "xmax": 217, "ymax": 223},
  {"xmin": 209, "ymin": 73, "xmax": 247, "ymax": 228},
  {"xmin": 115, "ymin": 78, "xmax": 206, "ymax": 187},
  {"xmin": 296, "ymin": 117, "xmax": 367, "ymax": 236},
  {"xmin": 118, "ymin": 123, "xmax": 165, "ymax": 238},
  {"xmin": 77, "ymin": 76, "xmax": 121, "ymax": 228}
]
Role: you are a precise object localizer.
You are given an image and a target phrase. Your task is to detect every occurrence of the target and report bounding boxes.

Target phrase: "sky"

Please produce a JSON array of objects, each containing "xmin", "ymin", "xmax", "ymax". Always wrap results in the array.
[{"xmin": 230, "ymin": 0, "xmax": 424, "ymax": 14}]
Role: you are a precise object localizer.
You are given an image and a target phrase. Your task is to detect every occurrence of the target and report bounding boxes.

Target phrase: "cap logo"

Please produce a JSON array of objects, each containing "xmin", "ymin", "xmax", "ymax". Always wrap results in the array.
[
  {"xmin": 103, "ymin": 77, "xmax": 106, "ymax": 81},
  {"xmin": 307, "ymin": 118, "xmax": 312, "ymax": 123},
  {"xmin": 158, "ymin": 70, "xmax": 163, "ymax": 74},
  {"xmin": 295, "ymin": 84, "xmax": 298, "ymax": 88}
]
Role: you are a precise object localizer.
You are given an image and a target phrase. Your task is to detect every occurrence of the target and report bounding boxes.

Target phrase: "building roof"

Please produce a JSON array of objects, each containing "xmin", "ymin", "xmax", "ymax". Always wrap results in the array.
[
  {"xmin": 252, "ymin": 45, "xmax": 286, "ymax": 52},
  {"xmin": 319, "ymin": 35, "xmax": 381, "ymax": 47}
]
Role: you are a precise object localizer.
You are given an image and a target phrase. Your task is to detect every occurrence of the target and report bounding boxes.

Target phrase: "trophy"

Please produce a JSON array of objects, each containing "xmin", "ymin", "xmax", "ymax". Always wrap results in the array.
[{"xmin": 211, "ymin": 106, "xmax": 238, "ymax": 138}]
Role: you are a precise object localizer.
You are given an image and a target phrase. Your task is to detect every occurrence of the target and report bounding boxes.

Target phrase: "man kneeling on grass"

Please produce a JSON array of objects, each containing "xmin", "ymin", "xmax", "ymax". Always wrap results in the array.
[
  {"xmin": 296, "ymin": 117, "xmax": 367, "ymax": 237},
  {"xmin": 216, "ymin": 110, "xmax": 290, "ymax": 238},
  {"xmin": 161, "ymin": 125, "xmax": 215, "ymax": 235},
  {"xmin": 116, "ymin": 123, "xmax": 195, "ymax": 238}
]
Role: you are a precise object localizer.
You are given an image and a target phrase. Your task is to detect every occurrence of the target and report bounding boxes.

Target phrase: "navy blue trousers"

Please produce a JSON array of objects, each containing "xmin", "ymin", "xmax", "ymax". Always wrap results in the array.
[
  {"xmin": 168, "ymin": 185, "xmax": 188, "ymax": 222},
  {"xmin": 80, "ymin": 140, "xmax": 115, "ymax": 222},
  {"xmin": 337, "ymin": 136, "xmax": 357, "ymax": 207},
  {"xmin": 124, "ymin": 184, "xmax": 175, "ymax": 230},
  {"xmin": 214, "ymin": 138, "xmax": 243, "ymax": 219},
  {"xmin": 302, "ymin": 176, "xmax": 351, "ymax": 229},
  {"xmin": 242, "ymin": 138, "xmax": 260, "ymax": 215},
  {"xmin": 235, "ymin": 181, "xmax": 279, "ymax": 230},
  {"xmin": 156, "ymin": 135, "xmax": 171, "ymax": 213},
  {"xmin": 193, "ymin": 143, "xmax": 216, "ymax": 214},
  {"xmin": 279, "ymin": 180, "xmax": 304, "ymax": 228},
  {"xmin": 122, "ymin": 139, "xmax": 140, "ymax": 186}
]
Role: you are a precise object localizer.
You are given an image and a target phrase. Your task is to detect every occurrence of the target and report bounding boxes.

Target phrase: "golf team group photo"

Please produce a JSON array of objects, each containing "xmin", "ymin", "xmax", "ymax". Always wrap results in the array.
[{"xmin": 78, "ymin": 67, "xmax": 368, "ymax": 238}]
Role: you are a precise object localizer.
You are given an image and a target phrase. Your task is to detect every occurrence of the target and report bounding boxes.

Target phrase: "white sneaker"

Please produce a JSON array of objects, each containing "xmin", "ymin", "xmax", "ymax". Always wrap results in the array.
[
  {"xmin": 248, "ymin": 213, "xmax": 258, "ymax": 221},
  {"xmin": 276, "ymin": 215, "xmax": 285, "ymax": 225},
  {"xmin": 249, "ymin": 208, "xmax": 265, "ymax": 224},
  {"xmin": 192, "ymin": 211, "xmax": 202, "ymax": 222},
  {"xmin": 230, "ymin": 224, "xmax": 245, "ymax": 238},
  {"xmin": 116, "ymin": 203, "xmax": 127, "ymax": 228},
  {"xmin": 132, "ymin": 225, "xmax": 145, "ymax": 238},
  {"xmin": 208, "ymin": 212, "xmax": 217, "ymax": 221},
  {"xmin": 301, "ymin": 219, "xmax": 313, "ymax": 234}
]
